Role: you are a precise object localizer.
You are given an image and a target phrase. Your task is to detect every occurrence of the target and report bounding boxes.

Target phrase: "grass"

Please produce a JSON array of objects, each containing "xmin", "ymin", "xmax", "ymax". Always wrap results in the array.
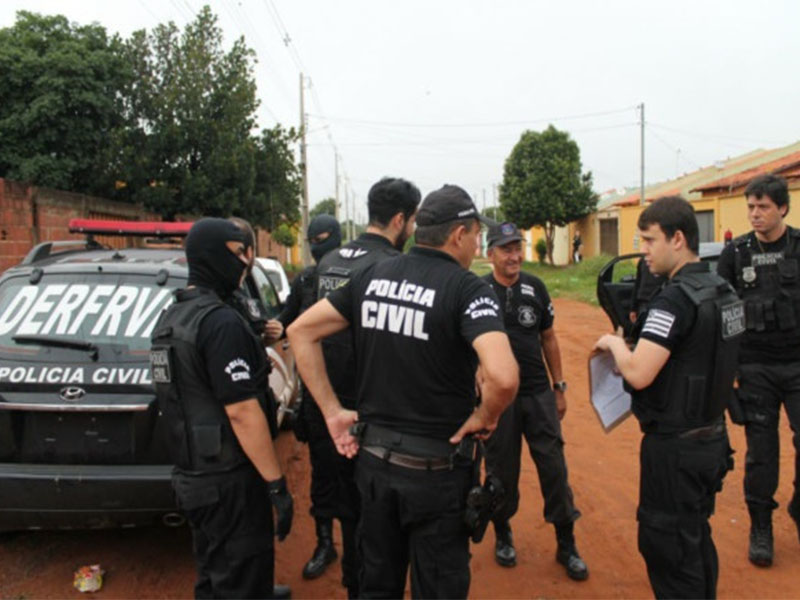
[{"xmin": 472, "ymin": 254, "xmax": 637, "ymax": 306}]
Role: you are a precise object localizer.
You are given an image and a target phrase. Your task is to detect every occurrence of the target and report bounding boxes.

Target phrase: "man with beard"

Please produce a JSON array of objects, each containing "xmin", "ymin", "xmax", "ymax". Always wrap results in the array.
[
  {"xmin": 278, "ymin": 214, "xmax": 344, "ymax": 581},
  {"xmin": 311, "ymin": 176, "xmax": 421, "ymax": 598},
  {"xmin": 150, "ymin": 218, "xmax": 293, "ymax": 599}
]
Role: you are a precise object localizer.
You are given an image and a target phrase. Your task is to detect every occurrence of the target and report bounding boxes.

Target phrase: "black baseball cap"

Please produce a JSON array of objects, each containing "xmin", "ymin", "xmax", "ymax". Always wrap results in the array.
[
  {"xmin": 416, "ymin": 184, "xmax": 493, "ymax": 227},
  {"xmin": 487, "ymin": 221, "xmax": 525, "ymax": 248}
]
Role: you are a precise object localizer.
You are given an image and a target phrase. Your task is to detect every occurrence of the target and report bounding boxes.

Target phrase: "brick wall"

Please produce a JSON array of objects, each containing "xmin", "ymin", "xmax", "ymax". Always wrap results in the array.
[{"xmin": 0, "ymin": 177, "xmax": 291, "ymax": 272}]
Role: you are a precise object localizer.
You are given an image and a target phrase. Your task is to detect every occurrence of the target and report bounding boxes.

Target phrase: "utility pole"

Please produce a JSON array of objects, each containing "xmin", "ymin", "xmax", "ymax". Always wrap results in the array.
[
  {"xmin": 344, "ymin": 179, "xmax": 350, "ymax": 242},
  {"xmin": 350, "ymin": 191, "xmax": 356, "ymax": 240},
  {"xmin": 639, "ymin": 102, "xmax": 645, "ymax": 206},
  {"xmin": 299, "ymin": 73, "xmax": 311, "ymax": 264},
  {"xmin": 482, "ymin": 188, "xmax": 487, "ymax": 211},
  {"xmin": 334, "ymin": 150, "xmax": 340, "ymax": 221}
]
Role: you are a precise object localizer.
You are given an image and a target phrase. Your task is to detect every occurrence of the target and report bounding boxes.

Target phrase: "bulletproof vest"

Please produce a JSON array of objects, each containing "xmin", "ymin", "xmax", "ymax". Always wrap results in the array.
[
  {"xmin": 297, "ymin": 265, "xmax": 319, "ymax": 313},
  {"xmin": 631, "ymin": 268, "xmax": 745, "ymax": 434},
  {"xmin": 732, "ymin": 228, "xmax": 800, "ymax": 347},
  {"xmin": 315, "ymin": 235, "xmax": 398, "ymax": 407},
  {"xmin": 150, "ymin": 288, "xmax": 272, "ymax": 474}
]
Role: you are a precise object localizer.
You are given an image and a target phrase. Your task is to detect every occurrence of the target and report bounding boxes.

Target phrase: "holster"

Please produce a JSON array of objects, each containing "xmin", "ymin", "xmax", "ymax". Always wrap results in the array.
[
  {"xmin": 463, "ymin": 441, "xmax": 505, "ymax": 543},
  {"xmin": 727, "ymin": 388, "xmax": 746, "ymax": 425}
]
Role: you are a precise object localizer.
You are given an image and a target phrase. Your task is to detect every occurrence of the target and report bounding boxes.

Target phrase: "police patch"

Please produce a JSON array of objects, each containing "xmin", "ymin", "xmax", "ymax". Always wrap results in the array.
[
  {"xmin": 720, "ymin": 300, "xmax": 746, "ymax": 340},
  {"xmin": 149, "ymin": 347, "xmax": 172, "ymax": 383},
  {"xmin": 518, "ymin": 305, "xmax": 536, "ymax": 327}
]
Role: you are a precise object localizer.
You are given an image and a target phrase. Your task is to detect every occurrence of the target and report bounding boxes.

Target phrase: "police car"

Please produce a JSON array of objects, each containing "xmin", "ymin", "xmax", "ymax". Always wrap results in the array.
[
  {"xmin": 0, "ymin": 219, "xmax": 298, "ymax": 531},
  {"xmin": 597, "ymin": 242, "xmax": 724, "ymax": 339}
]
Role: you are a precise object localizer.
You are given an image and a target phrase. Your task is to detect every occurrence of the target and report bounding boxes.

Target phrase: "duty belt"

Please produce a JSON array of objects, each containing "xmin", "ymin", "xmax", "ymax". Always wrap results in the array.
[
  {"xmin": 351, "ymin": 423, "xmax": 476, "ymax": 471},
  {"xmin": 677, "ymin": 420, "xmax": 726, "ymax": 441}
]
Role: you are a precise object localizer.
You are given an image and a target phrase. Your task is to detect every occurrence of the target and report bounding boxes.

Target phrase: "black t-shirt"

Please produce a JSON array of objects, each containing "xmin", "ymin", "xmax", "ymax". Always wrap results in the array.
[
  {"xmin": 278, "ymin": 265, "xmax": 317, "ymax": 328},
  {"xmin": 483, "ymin": 271, "xmax": 553, "ymax": 394},
  {"xmin": 326, "ymin": 246, "xmax": 506, "ymax": 440},
  {"xmin": 196, "ymin": 306, "xmax": 266, "ymax": 406},
  {"xmin": 717, "ymin": 229, "xmax": 800, "ymax": 363},
  {"xmin": 635, "ymin": 271, "xmax": 696, "ymax": 352}
]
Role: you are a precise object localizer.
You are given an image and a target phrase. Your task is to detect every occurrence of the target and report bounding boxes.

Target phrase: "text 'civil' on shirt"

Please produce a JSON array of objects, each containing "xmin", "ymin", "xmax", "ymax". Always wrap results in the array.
[{"xmin": 325, "ymin": 246, "xmax": 508, "ymax": 441}]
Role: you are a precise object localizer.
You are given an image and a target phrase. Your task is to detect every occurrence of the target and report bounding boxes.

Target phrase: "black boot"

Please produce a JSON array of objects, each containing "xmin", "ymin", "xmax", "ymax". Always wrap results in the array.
[
  {"xmin": 302, "ymin": 517, "xmax": 338, "ymax": 579},
  {"xmin": 272, "ymin": 584, "xmax": 291, "ymax": 599},
  {"xmin": 789, "ymin": 497, "xmax": 800, "ymax": 544},
  {"xmin": 748, "ymin": 507, "xmax": 773, "ymax": 567},
  {"xmin": 555, "ymin": 521, "xmax": 589, "ymax": 581},
  {"xmin": 494, "ymin": 520, "xmax": 517, "ymax": 567}
]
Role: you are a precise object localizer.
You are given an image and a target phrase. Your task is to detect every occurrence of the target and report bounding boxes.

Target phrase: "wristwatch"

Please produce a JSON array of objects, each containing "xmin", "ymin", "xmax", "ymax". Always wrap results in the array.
[{"xmin": 553, "ymin": 380, "xmax": 567, "ymax": 392}]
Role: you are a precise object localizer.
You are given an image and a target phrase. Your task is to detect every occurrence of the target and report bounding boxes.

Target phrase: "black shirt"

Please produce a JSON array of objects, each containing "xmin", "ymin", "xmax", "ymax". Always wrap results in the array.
[
  {"xmin": 636, "ymin": 265, "xmax": 698, "ymax": 352},
  {"xmin": 278, "ymin": 265, "xmax": 317, "ymax": 328},
  {"xmin": 483, "ymin": 271, "xmax": 553, "ymax": 394},
  {"xmin": 196, "ymin": 306, "xmax": 266, "ymax": 406},
  {"xmin": 717, "ymin": 229, "xmax": 800, "ymax": 363},
  {"xmin": 326, "ymin": 246, "xmax": 506, "ymax": 440}
]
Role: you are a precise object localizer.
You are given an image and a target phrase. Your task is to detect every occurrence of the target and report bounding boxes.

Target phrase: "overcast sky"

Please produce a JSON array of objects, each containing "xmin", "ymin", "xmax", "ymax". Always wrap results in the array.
[{"xmin": 2, "ymin": 0, "xmax": 799, "ymax": 222}]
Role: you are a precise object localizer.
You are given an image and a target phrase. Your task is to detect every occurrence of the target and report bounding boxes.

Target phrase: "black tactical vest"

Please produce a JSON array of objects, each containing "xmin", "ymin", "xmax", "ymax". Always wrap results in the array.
[
  {"xmin": 150, "ymin": 288, "xmax": 271, "ymax": 474},
  {"xmin": 632, "ymin": 267, "xmax": 745, "ymax": 434},
  {"xmin": 315, "ymin": 234, "xmax": 399, "ymax": 408},
  {"xmin": 296, "ymin": 265, "xmax": 319, "ymax": 313},
  {"xmin": 733, "ymin": 227, "xmax": 800, "ymax": 347}
]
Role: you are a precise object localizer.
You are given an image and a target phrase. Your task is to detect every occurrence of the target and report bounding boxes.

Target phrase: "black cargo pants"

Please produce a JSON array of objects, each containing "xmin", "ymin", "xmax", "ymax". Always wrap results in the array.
[
  {"xmin": 485, "ymin": 389, "xmax": 580, "ymax": 526},
  {"xmin": 737, "ymin": 361, "xmax": 800, "ymax": 514},
  {"xmin": 637, "ymin": 431, "xmax": 732, "ymax": 599},
  {"xmin": 355, "ymin": 450, "xmax": 473, "ymax": 599},
  {"xmin": 173, "ymin": 465, "xmax": 275, "ymax": 599}
]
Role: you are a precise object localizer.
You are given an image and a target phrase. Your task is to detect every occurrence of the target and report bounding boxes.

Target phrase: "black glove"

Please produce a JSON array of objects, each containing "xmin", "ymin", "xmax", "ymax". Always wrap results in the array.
[{"xmin": 267, "ymin": 476, "xmax": 293, "ymax": 541}]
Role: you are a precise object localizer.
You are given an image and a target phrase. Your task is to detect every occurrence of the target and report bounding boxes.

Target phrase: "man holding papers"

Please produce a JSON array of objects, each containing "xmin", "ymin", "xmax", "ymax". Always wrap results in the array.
[{"xmin": 594, "ymin": 196, "xmax": 743, "ymax": 599}]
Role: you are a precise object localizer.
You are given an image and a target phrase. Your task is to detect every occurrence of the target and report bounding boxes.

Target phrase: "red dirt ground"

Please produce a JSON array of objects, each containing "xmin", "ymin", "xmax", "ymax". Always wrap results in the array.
[{"xmin": 1, "ymin": 298, "xmax": 799, "ymax": 599}]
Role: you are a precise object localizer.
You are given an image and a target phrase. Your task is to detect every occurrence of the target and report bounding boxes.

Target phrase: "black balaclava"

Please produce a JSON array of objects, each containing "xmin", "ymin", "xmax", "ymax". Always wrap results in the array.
[
  {"xmin": 185, "ymin": 218, "xmax": 248, "ymax": 298},
  {"xmin": 307, "ymin": 214, "xmax": 342, "ymax": 263}
]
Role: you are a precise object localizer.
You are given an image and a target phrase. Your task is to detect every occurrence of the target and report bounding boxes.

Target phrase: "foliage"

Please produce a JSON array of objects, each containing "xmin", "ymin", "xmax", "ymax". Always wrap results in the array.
[
  {"xmin": 483, "ymin": 206, "xmax": 504, "ymax": 222},
  {"xmin": 251, "ymin": 125, "xmax": 301, "ymax": 229},
  {"xmin": 271, "ymin": 223, "xmax": 296, "ymax": 247},
  {"xmin": 0, "ymin": 12, "xmax": 129, "ymax": 194},
  {"xmin": 500, "ymin": 125, "xmax": 598, "ymax": 263},
  {"xmin": 310, "ymin": 197, "xmax": 337, "ymax": 218},
  {"xmin": 535, "ymin": 238, "xmax": 548, "ymax": 263}
]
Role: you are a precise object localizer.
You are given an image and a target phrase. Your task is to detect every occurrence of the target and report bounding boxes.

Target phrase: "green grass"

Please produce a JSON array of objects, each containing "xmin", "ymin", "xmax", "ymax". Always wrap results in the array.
[{"xmin": 472, "ymin": 254, "xmax": 636, "ymax": 306}]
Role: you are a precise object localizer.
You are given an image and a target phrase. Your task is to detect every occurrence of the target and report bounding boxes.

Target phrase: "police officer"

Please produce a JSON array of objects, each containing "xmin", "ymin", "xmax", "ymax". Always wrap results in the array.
[
  {"xmin": 594, "ymin": 196, "xmax": 742, "ymax": 599},
  {"xmin": 310, "ymin": 177, "xmax": 421, "ymax": 598},
  {"xmin": 716, "ymin": 174, "xmax": 800, "ymax": 566},
  {"xmin": 150, "ymin": 218, "xmax": 293, "ymax": 599},
  {"xmin": 482, "ymin": 221, "xmax": 588, "ymax": 581},
  {"xmin": 278, "ymin": 214, "xmax": 343, "ymax": 580},
  {"xmin": 288, "ymin": 184, "xmax": 519, "ymax": 599}
]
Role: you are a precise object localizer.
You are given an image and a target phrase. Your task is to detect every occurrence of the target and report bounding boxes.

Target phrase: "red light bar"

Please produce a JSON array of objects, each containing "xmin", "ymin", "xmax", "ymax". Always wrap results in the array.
[{"xmin": 68, "ymin": 219, "xmax": 194, "ymax": 237}]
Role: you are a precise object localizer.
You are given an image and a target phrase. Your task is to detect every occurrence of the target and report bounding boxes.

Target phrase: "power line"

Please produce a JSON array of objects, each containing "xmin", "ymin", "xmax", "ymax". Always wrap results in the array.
[{"xmin": 648, "ymin": 122, "xmax": 789, "ymax": 147}]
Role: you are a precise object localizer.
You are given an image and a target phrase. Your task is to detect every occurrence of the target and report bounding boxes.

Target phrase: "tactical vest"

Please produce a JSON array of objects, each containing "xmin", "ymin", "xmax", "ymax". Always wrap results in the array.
[
  {"xmin": 732, "ymin": 227, "xmax": 800, "ymax": 347},
  {"xmin": 296, "ymin": 266, "xmax": 318, "ymax": 313},
  {"xmin": 631, "ymin": 268, "xmax": 745, "ymax": 434},
  {"xmin": 150, "ymin": 288, "xmax": 271, "ymax": 474},
  {"xmin": 315, "ymin": 235, "xmax": 398, "ymax": 408}
]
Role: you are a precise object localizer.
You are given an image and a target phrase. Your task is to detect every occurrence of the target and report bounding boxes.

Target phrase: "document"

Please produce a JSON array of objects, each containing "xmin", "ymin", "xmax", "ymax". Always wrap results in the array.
[{"xmin": 588, "ymin": 350, "xmax": 632, "ymax": 432}]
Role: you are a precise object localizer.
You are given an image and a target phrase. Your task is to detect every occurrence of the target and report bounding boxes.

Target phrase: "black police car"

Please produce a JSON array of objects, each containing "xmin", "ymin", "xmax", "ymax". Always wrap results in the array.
[
  {"xmin": 597, "ymin": 242, "xmax": 724, "ymax": 339},
  {"xmin": 0, "ymin": 219, "xmax": 296, "ymax": 531}
]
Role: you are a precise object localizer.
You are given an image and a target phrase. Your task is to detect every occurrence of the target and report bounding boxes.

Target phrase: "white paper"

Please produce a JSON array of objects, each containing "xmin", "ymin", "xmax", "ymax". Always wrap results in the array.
[{"xmin": 589, "ymin": 350, "xmax": 632, "ymax": 431}]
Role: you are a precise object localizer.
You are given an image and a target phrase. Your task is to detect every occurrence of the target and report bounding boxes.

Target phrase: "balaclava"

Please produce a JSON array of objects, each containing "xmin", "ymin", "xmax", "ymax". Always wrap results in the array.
[
  {"xmin": 307, "ymin": 214, "xmax": 342, "ymax": 263},
  {"xmin": 185, "ymin": 218, "xmax": 248, "ymax": 298}
]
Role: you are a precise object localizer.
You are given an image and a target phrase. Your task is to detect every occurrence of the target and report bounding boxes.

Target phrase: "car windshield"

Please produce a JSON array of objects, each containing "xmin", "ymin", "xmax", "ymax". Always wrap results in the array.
[{"xmin": 0, "ymin": 272, "xmax": 180, "ymax": 360}]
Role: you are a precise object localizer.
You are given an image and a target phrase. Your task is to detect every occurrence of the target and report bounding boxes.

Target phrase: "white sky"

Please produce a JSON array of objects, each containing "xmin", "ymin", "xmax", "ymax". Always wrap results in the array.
[{"xmin": 2, "ymin": 0, "xmax": 799, "ymax": 223}]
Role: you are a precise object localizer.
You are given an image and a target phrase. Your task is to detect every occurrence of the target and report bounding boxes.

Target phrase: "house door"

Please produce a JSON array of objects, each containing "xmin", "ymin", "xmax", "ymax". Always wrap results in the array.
[{"xmin": 600, "ymin": 218, "xmax": 619, "ymax": 256}]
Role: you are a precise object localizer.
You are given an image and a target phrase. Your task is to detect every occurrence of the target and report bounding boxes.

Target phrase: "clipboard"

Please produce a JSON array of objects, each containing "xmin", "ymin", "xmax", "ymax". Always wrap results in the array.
[{"xmin": 587, "ymin": 349, "xmax": 632, "ymax": 432}]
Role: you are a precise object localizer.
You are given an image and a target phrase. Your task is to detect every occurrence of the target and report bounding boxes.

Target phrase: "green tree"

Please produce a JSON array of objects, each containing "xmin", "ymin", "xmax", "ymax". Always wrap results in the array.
[
  {"xmin": 0, "ymin": 12, "xmax": 129, "ymax": 194},
  {"xmin": 310, "ymin": 197, "xmax": 337, "ymax": 218},
  {"xmin": 483, "ymin": 206, "xmax": 505, "ymax": 222},
  {"xmin": 250, "ymin": 125, "xmax": 301, "ymax": 229},
  {"xmin": 271, "ymin": 223, "xmax": 296, "ymax": 247},
  {"xmin": 500, "ymin": 125, "xmax": 597, "ymax": 264},
  {"xmin": 113, "ymin": 6, "xmax": 260, "ymax": 219}
]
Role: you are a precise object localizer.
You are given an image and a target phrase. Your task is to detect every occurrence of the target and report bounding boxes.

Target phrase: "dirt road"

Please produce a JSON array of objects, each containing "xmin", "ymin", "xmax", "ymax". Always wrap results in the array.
[{"xmin": 1, "ymin": 299, "xmax": 798, "ymax": 598}]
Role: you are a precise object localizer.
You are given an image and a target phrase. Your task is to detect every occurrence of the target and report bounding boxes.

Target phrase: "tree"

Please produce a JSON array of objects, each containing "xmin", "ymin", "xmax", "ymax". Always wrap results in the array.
[
  {"xmin": 0, "ymin": 12, "xmax": 129, "ymax": 195},
  {"xmin": 271, "ymin": 223, "xmax": 296, "ymax": 247},
  {"xmin": 250, "ymin": 125, "xmax": 301, "ymax": 229},
  {"xmin": 483, "ymin": 206, "xmax": 505, "ymax": 222},
  {"xmin": 310, "ymin": 197, "xmax": 337, "ymax": 218},
  {"xmin": 499, "ymin": 125, "xmax": 597, "ymax": 264},
  {"xmin": 113, "ymin": 6, "xmax": 260, "ymax": 219}
]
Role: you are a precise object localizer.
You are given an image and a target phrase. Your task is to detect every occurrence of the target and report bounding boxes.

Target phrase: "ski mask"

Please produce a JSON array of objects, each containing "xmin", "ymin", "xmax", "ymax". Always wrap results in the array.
[
  {"xmin": 307, "ymin": 214, "xmax": 342, "ymax": 263},
  {"xmin": 185, "ymin": 218, "xmax": 248, "ymax": 298}
]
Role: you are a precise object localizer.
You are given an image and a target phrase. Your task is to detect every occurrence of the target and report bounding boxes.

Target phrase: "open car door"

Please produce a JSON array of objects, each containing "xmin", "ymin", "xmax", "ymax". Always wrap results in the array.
[{"xmin": 596, "ymin": 253, "xmax": 643, "ymax": 340}]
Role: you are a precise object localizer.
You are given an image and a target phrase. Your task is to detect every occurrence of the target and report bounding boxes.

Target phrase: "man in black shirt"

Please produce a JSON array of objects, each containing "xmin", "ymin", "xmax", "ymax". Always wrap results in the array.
[
  {"xmin": 595, "ymin": 196, "xmax": 741, "ymax": 598},
  {"xmin": 482, "ymin": 222, "xmax": 587, "ymax": 581},
  {"xmin": 151, "ymin": 218, "xmax": 293, "ymax": 599},
  {"xmin": 278, "ymin": 214, "xmax": 343, "ymax": 581},
  {"xmin": 288, "ymin": 185, "xmax": 519, "ymax": 599},
  {"xmin": 716, "ymin": 174, "xmax": 800, "ymax": 567},
  {"xmin": 310, "ymin": 177, "xmax": 420, "ymax": 598}
]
